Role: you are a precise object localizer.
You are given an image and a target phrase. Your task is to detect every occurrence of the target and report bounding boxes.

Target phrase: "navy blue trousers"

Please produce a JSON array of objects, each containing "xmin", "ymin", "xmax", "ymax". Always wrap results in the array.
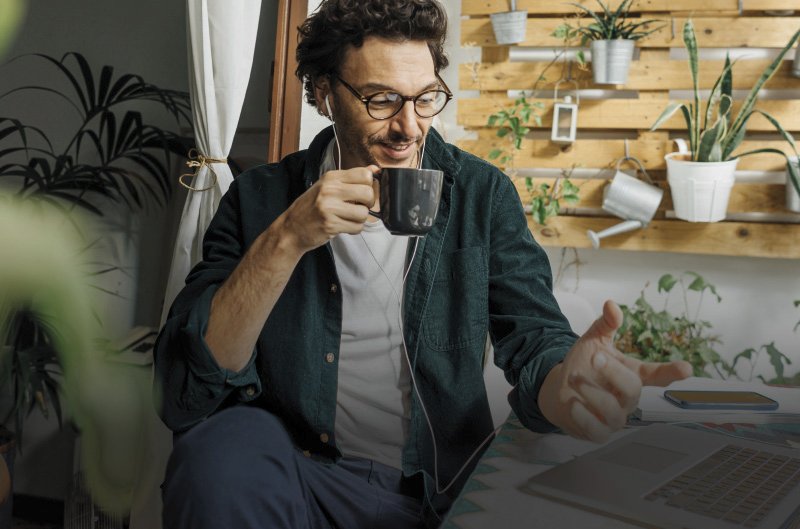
[{"xmin": 161, "ymin": 406, "xmax": 425, "ymax": 529}]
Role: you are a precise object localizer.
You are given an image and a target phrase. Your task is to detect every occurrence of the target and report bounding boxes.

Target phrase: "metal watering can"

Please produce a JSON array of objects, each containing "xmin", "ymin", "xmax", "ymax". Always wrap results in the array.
[{"xmin": 587, "ymin": 156, "xmax": 664, "ymax": 248}]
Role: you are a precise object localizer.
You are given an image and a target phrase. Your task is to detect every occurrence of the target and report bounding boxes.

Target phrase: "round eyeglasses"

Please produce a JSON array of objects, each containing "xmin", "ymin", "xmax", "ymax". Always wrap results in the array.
[{"xmin": 335, "ymin": 76, "xmax": 453, "ymax": 120}]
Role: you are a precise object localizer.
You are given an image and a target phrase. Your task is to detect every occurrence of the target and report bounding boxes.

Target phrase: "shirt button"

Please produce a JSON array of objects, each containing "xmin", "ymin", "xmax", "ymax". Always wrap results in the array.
[
  {"xmin": 303, "ymin": 450, "xmax": 311, "ymax": 458},
  {"xmin": 330, "ymin": 283, "xmax": 338, "ymax": 293},
  {"xmin": 325, "ymin": 352, "xmax": 335, "ymax": 363},
  {"xmin": 320, "ymin": 433, "xmax": 329, "ymax": 444},
  {"xmin": 245, "ymin": 386, "xmax": 256, "ymax": 397}
]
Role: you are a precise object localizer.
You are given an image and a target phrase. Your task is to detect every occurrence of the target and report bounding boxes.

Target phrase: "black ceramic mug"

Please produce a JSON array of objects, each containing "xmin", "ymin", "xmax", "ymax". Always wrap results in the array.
[{"xmin": 368, "ymin": 167, "xmax": 444, "ymax": 236}]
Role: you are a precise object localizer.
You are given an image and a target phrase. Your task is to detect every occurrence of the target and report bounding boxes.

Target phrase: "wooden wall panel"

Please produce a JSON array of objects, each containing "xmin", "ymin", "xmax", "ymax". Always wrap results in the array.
[
  {"xmin": 460, "ymin": 60, "xmax": 800, "ymax": 91},
  {"xmin": 461, "ymin": 0, "xmax": 798, "ymax": 15},
  {"xmin": 458, "ymin": 2, "xmax": 800, "ymax": 259},
  {"xmin": 458, "ymin": 99, "xmax": 800, "ymax": 131},
  {"xmin": 459, "ymin": 137, "xmax": 797, "ymax": 171},
  {"xmin": 461, "ymin": 17, "xmax": 800, "ymax": 48}
]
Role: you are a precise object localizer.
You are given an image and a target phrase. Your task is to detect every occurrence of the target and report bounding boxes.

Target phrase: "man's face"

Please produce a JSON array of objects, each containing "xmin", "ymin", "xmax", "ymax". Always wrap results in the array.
[{"xmin": 322, "ymin": 37, "xmax": 439, "ymax": 169}]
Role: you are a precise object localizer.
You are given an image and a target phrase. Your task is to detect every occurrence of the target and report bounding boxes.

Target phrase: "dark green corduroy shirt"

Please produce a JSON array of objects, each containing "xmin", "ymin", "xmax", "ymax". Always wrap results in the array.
[{"xmin": 154, "ymin": 126, "xmax": 578, "ymax": 525}]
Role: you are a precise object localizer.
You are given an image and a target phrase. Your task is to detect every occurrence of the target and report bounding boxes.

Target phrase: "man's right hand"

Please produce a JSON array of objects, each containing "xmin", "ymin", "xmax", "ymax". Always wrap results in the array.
[{"xmin": 280, "ymin": 165, "xmax": 379, "ymax": 253}]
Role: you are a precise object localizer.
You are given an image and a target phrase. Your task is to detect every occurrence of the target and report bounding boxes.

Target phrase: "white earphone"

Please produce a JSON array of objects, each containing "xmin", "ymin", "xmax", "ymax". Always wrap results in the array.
[{"xmin": 324, "ymin": 95, "xmax": 333, "ymax": 122}]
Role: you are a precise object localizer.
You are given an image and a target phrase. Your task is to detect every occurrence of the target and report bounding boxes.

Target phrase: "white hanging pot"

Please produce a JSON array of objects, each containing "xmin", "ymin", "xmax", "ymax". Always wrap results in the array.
[
  {"xmin": 590, "ymin": 39, "xmax": 635, "ymax": 85},
  {"xmin": 787, "ymin": 157, "xmax": 800, "ymax": 213},
  {"xmin": 665, "ymin": 139, "xmax": 737, "ymax": 222},
  {"xmin": 490, "ymin": 0, "xmax": 527, "ymax": 45}
]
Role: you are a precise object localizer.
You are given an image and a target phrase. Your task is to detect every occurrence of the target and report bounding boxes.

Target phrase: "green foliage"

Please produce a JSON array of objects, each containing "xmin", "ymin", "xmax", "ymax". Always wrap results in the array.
[
  {"xmin": 526, "ymin": 172, "xmax": 580, "ymax": 225},
  {"xmin": 554, "ymin": 0, "xmax": 664, "ymax": 49},
  {"xmin": 650, "ymin": 21, "xmax": 800, "ymax": 195},
  {"xmin": 616, "ymin": 273, "xmax": 797, "ymax": 384},
  {"xmin": 0, "ymin": 310, "xmax": 62, "ymax": 450},
  {"xmin": 487, "ymin": 96, "xmax": 544, "ymax": 170},
  {"xmin": 615, "ymin": 272, "xmax": 727, "ymax": 378},
  {"xmin": 0, "ymin": 52, "xmax": 192, "ymax": 215},
  {"xmin": 731, "ymin": 300, "xmax": 799, "ymax": 385}
]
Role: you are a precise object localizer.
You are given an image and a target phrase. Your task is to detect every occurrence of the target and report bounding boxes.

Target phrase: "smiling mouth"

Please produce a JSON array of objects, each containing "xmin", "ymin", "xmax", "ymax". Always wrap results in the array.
[{"xmin": 383, "ymin": 142, "xmax": 413, "ymax": 152}]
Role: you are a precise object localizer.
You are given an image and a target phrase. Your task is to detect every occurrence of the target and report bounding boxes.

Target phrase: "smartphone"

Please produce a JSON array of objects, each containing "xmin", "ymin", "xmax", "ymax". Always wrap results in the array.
[{"xmin": 663, "ymin": 390, "xmax": 779, "ymax": 411}]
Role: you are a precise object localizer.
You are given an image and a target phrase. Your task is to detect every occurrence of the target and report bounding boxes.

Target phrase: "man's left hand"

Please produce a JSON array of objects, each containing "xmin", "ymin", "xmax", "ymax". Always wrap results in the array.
[{"xmin": 538, "ymin": 300, "xmax": 692, "ymax": 443}]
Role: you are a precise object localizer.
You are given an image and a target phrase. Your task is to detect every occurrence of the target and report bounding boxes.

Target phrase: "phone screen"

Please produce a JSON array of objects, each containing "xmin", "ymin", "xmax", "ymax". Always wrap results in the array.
[{"xmin": 664, "ymin": 390, "xmax": 779, "ymax": 410}]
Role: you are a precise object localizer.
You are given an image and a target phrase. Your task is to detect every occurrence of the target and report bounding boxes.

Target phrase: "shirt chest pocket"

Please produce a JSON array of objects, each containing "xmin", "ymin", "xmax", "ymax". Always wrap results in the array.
[{"xmin": 422, "ymin": 246, "xmax": 488, "ymax": 351}]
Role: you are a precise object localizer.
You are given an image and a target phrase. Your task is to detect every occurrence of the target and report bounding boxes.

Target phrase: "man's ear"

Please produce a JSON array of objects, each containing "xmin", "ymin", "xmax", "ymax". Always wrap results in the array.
[{"xmin": 313, "ymin": 78, "xmax": 331, "ymax": 117}]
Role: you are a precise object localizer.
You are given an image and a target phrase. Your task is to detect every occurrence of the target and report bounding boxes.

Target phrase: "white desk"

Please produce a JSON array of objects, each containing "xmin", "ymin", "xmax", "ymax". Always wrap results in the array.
[{"xmin": 441, "ymin": 416, "xmax": 799, "ymax": 529}]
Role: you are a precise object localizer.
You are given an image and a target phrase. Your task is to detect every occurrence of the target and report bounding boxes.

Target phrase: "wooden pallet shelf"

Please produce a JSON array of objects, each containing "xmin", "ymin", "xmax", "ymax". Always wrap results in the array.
[
  {"xmin": 461, "ymin": 0, "xmax": 800, "ymax": 15},
  {"xmin": 528, "ymin": 216, "xmax": 800, "ymax": 259},
  {"xmin": 457, "ymin": 1, "xmax": 800, "ymax": 259},
  {"xmin": 461, "ymin": 17, "xmax": 800, "ymax": 48}
]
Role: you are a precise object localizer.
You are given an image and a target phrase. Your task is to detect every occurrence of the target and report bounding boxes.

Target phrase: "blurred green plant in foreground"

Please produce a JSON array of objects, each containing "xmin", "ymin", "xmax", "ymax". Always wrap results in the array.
[{"xmin": 0, "ymin": 196, "xmax": 155, "ymax": 514}]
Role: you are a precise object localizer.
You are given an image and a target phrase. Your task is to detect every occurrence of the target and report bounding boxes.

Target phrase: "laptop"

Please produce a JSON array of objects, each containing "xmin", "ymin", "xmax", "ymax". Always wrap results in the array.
[{"xmin": 525, "ymin": 423, "xmax": 800, "ymax": 529}]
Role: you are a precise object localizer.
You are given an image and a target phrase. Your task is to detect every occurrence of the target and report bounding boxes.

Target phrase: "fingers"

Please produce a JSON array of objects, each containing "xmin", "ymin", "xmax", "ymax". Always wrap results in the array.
[
  {"xmin": 583, "ymin": 300, "xmax": 623, "ymax": 343},
  {"xmin": 571, "ymin": 352, "xmax": 641, "ymax": 414},
  {"xmin": 638, "ymin": 360, "xmax": 693, "ymax": 387},
  {"xmin": 319, "ymin": 168, "xmax": 376, "ymax": 208},
  {"xmin": 570, "ymin": 379, "xmax": 628, "ymax": 432},
  {"xmin": 569, "ymin": 399, "xmax": 614, "ymax": 444}
]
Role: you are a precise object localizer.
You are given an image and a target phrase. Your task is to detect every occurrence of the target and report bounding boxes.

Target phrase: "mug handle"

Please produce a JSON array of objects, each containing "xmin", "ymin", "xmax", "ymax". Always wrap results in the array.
[{"xmin": 367, "ymin": 171, "xmax": 382, "ymax": 219}]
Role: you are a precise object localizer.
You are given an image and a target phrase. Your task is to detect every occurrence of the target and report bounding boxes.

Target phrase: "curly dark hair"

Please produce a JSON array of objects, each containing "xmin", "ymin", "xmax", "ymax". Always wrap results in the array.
[{"xmin": 295, "ymin": 0, "xmax": 449, "ymax": 109}]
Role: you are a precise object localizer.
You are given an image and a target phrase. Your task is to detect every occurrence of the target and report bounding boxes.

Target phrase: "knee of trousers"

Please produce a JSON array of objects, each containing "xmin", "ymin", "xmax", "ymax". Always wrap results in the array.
[{"xmin": 164, "ymin": 406, "xmax": 300, "ymax": 498}]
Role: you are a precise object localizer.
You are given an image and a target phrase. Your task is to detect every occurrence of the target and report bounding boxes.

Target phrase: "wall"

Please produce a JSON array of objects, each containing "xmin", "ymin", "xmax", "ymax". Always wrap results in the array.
[
  {"xmin": 1, "ymin": 0, "xmax": 278, "ymax": 501},
  {"xmin": 298, "ymin": 0, "xmax": 799, "ymax": 381}
]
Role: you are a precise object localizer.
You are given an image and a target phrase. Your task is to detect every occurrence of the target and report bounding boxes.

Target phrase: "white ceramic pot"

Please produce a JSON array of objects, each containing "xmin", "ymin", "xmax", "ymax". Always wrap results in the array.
[
  {"xmin": 787, "ymin": 157, "xmax": 800, "ymax": 213},
  {"xmin": 590, "ymin": 39, "xmax": 635, "ymax": 85},
  {"xmin": 665, "ymin": 153, "xmax": 738, "ymax": 222},
  {"xmin": 490, "ymin": 10, "xmax": 527, "ymax": 45}
]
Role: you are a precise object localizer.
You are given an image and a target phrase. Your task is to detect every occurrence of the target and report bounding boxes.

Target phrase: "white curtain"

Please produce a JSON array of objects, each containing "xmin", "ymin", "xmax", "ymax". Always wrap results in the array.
[
  {"xmin": 161, "ymin": 0, "xmax": 262, "ymax": 324},
  {"xmin": 130, "ymin": 3, "xmax": 261, "ymax": 529}
]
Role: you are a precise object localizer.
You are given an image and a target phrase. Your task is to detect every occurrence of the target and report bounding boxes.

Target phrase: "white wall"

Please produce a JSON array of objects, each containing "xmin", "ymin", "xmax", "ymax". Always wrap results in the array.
[{"xmin": 298, "ymin": 0, "xmax": 800, "ymax": 381}]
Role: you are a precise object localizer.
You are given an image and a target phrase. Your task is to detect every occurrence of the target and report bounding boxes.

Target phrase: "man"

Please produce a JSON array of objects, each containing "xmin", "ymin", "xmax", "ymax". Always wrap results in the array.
[{"xmin": 155, "ymin": 0, "xmax": 691, "ymax": 527}]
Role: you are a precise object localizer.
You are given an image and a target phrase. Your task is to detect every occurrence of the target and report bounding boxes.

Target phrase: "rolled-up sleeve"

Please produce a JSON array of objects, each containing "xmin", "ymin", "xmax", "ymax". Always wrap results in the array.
[
  {"xmin": 153, "ymin": 180, "xmax": 262, "ymax": 433},
  {"xmin": 487, "ymin": 176, "xmax": 578, "ymax": 433}
]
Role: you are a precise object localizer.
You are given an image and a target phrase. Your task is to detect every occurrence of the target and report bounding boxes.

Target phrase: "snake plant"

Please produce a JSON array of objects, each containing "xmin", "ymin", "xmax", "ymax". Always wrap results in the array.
[{"xmin": 651, "ymin": 20, "xmax": 800, "ymax": 197}]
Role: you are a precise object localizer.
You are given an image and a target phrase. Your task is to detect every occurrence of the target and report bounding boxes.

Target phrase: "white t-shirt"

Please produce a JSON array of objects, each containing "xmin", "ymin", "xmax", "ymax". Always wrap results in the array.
[{"xmin": 319, "ymin": 142, "xmax": 412, "ymax": 470}]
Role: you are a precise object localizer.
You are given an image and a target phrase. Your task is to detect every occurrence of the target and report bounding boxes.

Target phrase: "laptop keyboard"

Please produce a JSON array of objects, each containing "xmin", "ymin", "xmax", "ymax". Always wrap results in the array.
[{"xmin": 644, "ymin": 444, "xmax": 800, "ymax": 527}]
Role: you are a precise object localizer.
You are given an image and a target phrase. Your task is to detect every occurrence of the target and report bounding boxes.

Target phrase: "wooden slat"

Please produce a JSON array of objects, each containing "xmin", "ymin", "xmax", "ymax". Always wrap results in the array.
[
  {"xmin": 528, "ymin": 216, "xmax": 800, "ymax": 259},
  {"xmin": 511, "ymin": 178, "xmax": 791, "ymax": 214},
  {"xmin": 458, "ymin": 137, "xmax": 798, "ymax": 171},
  {"xmin": 459, "ymin": 59, "xmax": 800, "ymax": 91},
  {"xmin": 461, "ymin": 0, "xmax": 797, "ymax": 15},
  {"xmin": 458, "ymin": 98, "xmax": 800, "ymax": 131},
  {"xmin": 461, "ymin": 17, "xmax": 800, "ymax": 48}
]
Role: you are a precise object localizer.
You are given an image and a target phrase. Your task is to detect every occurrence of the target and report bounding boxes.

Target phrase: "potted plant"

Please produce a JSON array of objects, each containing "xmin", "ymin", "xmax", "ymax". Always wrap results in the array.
[
  {"xmin": 490, "ymin": 0, "xmax": 527, "ymax": 46},
  {"xmin": 651, "ymin": 21, "xmax": 800, "ymax": 222},
  {"xmin": 555, "ymin": 0, "xmax": 664, "ymax": 85},
  {"xmin": 0, "ymin": 52, "xmax": 191, "ymax": 214},
  {"xmin": 0, "ymin": 52, "xmax": 191, "ymax": 521},
  {"xmin": 615, "ymin": 272, "xmax": 728, "ymax": 378}
]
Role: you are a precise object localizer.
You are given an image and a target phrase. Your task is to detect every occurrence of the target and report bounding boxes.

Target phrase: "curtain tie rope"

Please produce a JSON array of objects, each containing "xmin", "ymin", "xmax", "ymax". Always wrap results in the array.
[{"xmin": 179, "ymin": 148, "xmax": 228, "ymax": 192}]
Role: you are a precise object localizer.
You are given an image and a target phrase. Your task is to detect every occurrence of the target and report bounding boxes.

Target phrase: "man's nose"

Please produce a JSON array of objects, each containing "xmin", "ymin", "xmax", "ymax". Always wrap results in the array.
[{"xmin": 390, "ymin": 100, "xmax": 422, "ymax": 138}]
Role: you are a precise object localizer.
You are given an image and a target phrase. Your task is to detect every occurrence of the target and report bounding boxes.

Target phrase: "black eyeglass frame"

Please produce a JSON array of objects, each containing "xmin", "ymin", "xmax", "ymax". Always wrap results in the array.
[{"xmin": 333, "ymin": 75, "xmax": 453, "ymax": 120}]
